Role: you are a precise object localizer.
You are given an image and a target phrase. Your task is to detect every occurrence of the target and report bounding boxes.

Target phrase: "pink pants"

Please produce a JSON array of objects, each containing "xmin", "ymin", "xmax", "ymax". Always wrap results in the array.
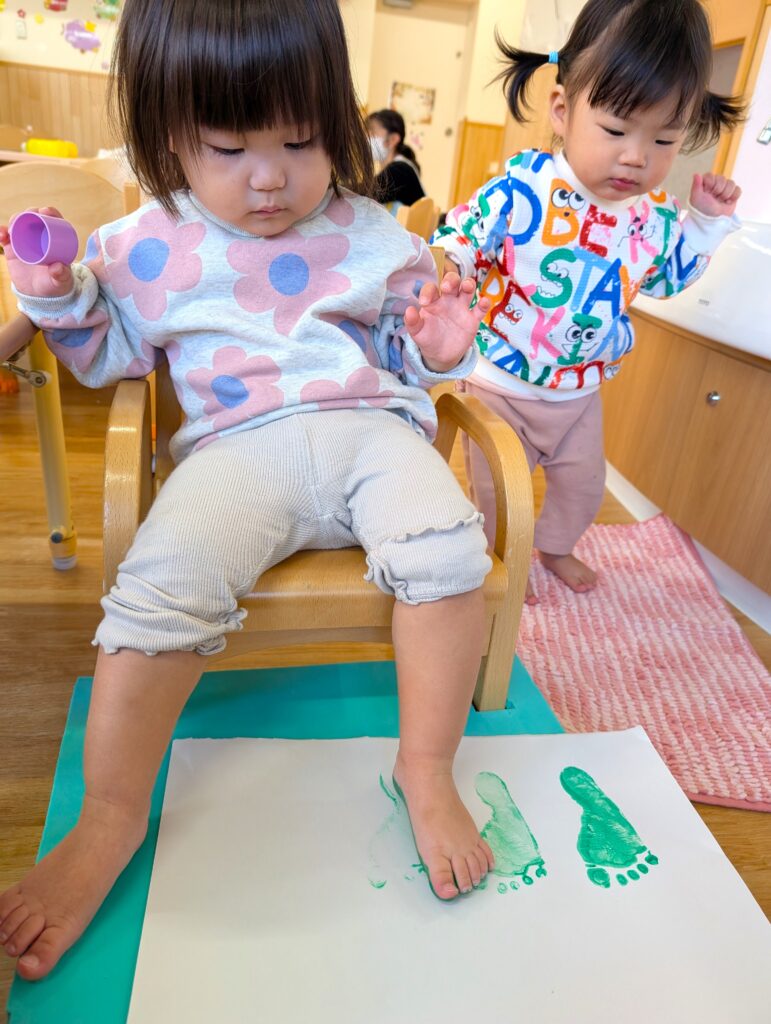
[{"xmin": 459, "ymin": 381, "xmax": 606, "ymax": 556}]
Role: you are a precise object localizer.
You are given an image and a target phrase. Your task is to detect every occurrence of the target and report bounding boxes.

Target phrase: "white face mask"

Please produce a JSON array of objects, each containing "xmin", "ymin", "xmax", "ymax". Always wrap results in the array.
[{"xmin": 369, "ymin": 135, "xmax": 390, "ymax": 163}]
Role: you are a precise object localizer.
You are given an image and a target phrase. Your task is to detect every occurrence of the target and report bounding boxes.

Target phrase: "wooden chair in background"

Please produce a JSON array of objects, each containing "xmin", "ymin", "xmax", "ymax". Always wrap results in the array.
[
  {"xmin": 396, "ymin": 196, "xmax": 441, "ymax": 241},
  {"xmin": 0, "ymin": 163, "xmax": 139, "ymax": 567},
  {"xmin": 101, "ymin": 248, "xmax": 534, "ymax": 711}
]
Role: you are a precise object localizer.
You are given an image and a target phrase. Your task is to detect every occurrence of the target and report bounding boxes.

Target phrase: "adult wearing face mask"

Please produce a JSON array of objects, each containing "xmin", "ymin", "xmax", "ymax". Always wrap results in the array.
[{"xmin": 367, "ymin": 109, "xmax": 426, "ymax": 208}]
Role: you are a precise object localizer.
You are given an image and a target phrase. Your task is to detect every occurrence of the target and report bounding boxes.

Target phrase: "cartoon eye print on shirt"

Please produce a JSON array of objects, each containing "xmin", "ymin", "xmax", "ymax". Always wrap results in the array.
[
  {"xmin": 619, "ymin": 201, "xmax": 659, "ymax": 264},
  {"xmin": 556, "ymin": 313, "xmax": 603, "ymax": 365},
  {"xmin": 542, "ymin": 179, "xmax": 586, "ymax": 246},
  {"xmin": 488, "ymin": 280, "xmax": 524, "ymax": 339},
  {"xmin": 534, "ymin": 257, "xmax": 574, "ymax": 306}
]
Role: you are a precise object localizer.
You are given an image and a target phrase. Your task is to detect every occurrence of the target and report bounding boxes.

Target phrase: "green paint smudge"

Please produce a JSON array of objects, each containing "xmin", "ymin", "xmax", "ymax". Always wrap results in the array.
[{"xmin": 366, "ymin": 774, "xmax": 406, "ymax": 891}]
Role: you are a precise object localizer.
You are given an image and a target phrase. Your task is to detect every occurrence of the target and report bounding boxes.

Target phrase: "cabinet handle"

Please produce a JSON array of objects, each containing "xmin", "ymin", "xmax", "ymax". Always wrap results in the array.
[{"xmin": 705, "ymin": 391, "xmax": 721, "ymax": 406}]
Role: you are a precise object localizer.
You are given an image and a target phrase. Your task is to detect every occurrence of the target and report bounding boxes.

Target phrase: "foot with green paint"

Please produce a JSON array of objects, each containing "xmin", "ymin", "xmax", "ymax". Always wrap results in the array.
[
  {"xmin": 392, "ymin": 758, "xmax": 494, "ymax": 900},
  {"xmin": 475, "ymin": 771, "xmax": 546, "ymax": 890},
  {"xmin": 560, "ymin": 766, "xmax": 659, "ymax": 888}
]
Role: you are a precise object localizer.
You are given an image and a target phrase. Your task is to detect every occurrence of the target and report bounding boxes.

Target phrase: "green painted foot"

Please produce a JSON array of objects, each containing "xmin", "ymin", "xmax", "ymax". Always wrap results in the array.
[
  {"xmin": 475, "ymin": 771, "xmax": 546, "ymax": 892},
  {"xmin": 560, "ymin": 767, "xmax": 659, "ymax": 888}
]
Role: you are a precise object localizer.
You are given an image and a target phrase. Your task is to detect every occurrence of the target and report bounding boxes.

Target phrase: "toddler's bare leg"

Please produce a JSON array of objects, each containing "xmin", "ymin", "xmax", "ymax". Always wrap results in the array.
[
  {"xmin": 0, "ymin": 647, "xmax": 204, "ymax": 980},
  {"xmin": 392, "ymin": 588, "xmax": 494, "ymax": 900}
]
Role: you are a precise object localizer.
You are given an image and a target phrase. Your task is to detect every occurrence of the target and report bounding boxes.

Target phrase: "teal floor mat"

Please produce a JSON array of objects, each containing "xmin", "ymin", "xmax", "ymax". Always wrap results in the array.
[{"xmin": 7, "ymin": 658, "xmax": 561, "ymax": 1024}]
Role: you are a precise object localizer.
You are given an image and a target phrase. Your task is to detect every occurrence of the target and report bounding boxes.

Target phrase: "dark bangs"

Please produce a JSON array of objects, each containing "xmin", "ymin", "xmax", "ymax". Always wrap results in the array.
[
  {"xmin": 110, "ymin": 0, "xmax": 374, "ymax": 213},
  {"xmin": 562, "ymin": 0, "xmax": 744, "ymax": 151}
]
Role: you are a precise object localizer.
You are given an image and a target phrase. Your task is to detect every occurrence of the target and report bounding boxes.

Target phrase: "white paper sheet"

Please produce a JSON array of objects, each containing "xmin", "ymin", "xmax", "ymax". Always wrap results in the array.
[{"xmin": 128, "ymin": 728, "xmax": 771, "ymax": 1023}]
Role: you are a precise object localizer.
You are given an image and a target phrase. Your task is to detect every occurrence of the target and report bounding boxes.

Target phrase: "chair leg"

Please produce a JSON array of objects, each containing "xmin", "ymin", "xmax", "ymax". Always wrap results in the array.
[
  {"xmin": 28, "ymin": 332, "xmax": 77, "ymax": 569},
  {"xmin": 473, "ymin": 621, "xmax": 515, "ymax": 711},
  {"xmin": 473, "ymin": 549, "xmax": 529, "ymax": 711}
]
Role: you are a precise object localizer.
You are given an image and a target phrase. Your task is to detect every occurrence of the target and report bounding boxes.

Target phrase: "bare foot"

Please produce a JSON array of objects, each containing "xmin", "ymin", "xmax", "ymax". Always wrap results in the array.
[
  {"xmin": 0, "ymin": 799, "xmax": 147, "ymax": 980},
  {"xmin": 393, "ymin": 755, "xmax": 494, "ymax": 900},
  {"xmin": 539, "ymin": 551, "xmax": 597, "ymax": 594}
]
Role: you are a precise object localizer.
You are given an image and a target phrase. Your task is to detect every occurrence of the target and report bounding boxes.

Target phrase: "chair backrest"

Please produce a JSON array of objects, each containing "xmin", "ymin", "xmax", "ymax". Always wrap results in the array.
[
  {"xmin": 0, "ymin": 162, "xmax": 135, "ymax": 324},
  {"xmin": 0, "ymin": 123, "xmax": 29, "ymax": 151},
  {"xmin": 396, "ymin": 196, "xmax": 440, "ymax": 241},
  {"xmin": 78, "ymin": 156, "xmax": 133, "ymax": 191}
]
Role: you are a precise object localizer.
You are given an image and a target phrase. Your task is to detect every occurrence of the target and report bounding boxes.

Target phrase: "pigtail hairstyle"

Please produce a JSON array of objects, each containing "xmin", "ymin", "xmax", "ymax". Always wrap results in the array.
[
  {"xmin": 495, "ymin": 0, "xmax": 746, "ymax": 149},
  {"xmin": 494, "ymin": 33, "xmax": 555, "ymax": 123},
  {"xmin": 692, "ymin": 91, "xmax": 746, "ymax": 149}
]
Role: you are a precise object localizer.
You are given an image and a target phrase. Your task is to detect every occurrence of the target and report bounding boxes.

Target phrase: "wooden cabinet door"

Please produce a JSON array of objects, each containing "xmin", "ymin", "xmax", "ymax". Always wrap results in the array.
[
  {"xmin": 602, "ymin": 315, "xmax": 709, "ymax": 511},
  {"xmin": 666, "ymin": 349, "xmax": 771, "ymax": 591}
]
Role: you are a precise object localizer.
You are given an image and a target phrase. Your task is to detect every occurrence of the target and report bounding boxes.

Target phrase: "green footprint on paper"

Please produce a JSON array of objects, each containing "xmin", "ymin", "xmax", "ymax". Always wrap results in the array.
[
  {"xmin": 367, "ymin": 776, "xmax": 423, "ymax": 889},
  {"xmin": 560, "ymin": 766, "xmax": 659, "ymax": 888},
  {"xmin": 475, "ymin": 771, "xmax": 547, "ymax": 892}
]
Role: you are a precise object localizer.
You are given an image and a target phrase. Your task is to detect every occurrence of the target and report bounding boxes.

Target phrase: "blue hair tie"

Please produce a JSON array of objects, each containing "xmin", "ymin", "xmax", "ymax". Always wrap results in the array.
[{"xmin": 548, "ymin": 50, "xmax": 559, "ymax": 65}]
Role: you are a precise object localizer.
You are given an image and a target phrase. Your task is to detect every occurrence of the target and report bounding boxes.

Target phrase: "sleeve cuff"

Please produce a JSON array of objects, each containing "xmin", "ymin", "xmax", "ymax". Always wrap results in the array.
[
  {"xmin": 682, "ymin": 207, "xmax": 741, "ymax": 255},
  {"xmin": 13, "ymin": 286, "xmax": 78, "ymax": 322},
  {"xmin": 403, "ymin": 334, "xmax": 478, "ymax": 382}
]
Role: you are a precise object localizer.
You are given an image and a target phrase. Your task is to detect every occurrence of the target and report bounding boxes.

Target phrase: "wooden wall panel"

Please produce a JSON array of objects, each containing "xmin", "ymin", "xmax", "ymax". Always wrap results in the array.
[
  {"xmin": 704, "ymin": 0, "xmax": 763, "ymax": 45},
  {"xmin": 448, "ymin": 120, "xmax": 505, "ymax": 208},
  {"xmin": 0, "ymin": 63, "xmax": 117, "ymax": 158}
]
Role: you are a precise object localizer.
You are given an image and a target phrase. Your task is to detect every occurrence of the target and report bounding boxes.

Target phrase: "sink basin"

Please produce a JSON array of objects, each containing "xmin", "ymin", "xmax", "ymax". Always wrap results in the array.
[{"xmin": 633, "ymin": 220, "xmax": 771, "ymax": 361}]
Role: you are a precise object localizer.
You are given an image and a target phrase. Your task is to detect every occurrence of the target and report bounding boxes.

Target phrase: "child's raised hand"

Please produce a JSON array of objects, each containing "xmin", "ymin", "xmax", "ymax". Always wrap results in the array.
[
  {"xmin": 0, "ymin": 207, "xmax": 75, "ymax": 299},
  {"xmin": 404, "ymin": 272, "xmax": 490, "ymax": 373},
  {"xmin": 690, "ymin": 173, "xmax": 741, "ymax": 219}
]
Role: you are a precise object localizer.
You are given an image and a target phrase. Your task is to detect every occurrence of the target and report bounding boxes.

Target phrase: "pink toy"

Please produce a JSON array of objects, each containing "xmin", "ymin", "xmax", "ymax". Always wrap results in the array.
[{"xmin": 9, "ymin": 211, "xmax": 79, "ymax": 266}]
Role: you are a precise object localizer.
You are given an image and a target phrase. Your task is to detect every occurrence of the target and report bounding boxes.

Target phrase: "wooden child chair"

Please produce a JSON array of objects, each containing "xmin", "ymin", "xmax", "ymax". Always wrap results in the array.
[
  {"xmin": 396, "ymin": 197, "xmax": 441, "ymax": 241},
  {"xmin": 102, "ymin": 248, "xmax": 534, "ymax": 710},
  {"xmin": 0, "ymin": 162, "xmax": 139, "ymax": 566}
]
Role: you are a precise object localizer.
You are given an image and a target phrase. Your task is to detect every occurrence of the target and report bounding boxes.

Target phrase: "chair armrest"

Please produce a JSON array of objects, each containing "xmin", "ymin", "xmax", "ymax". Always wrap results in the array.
[
  {"xmin": 434, "ymin": 391, "xmax": 533, "ymax": 567},
  {"xmin": 103, "ymin": 379, "xmax": 153, "ymax": 592},
  {"xmin": 153, "ymin": 354, "xmax": 181, "ymax": 489}
]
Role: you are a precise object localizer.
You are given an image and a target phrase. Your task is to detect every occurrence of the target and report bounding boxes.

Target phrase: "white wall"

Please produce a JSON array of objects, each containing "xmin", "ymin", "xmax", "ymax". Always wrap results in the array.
[
  {"xmin": 731, "ymin": 27, "xmax": 771, "ymax": 223},
  {"xmin": 461, "ymin": 0, "xmax": 526, "ymax": 124},
  {"xmin": 519, "ymin": 0, "xmax": 583, "ymax": 51},
  {"xmin": 341, "ymin": 0, "xmax": 377, "ymax": 107},
  {"xmin": 0, "ymin": 0, "xmax": 118, "ymax": 73},
  {"xmin": 368, "ymin": 2, "xmax": 472, "ymax": 209}
]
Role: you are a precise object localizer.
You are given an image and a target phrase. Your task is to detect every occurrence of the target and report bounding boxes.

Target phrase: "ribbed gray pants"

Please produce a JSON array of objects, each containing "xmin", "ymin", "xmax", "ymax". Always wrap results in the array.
[{"xmin": 96, "ymin": 409, "xmax": 492, "ymax": 656}]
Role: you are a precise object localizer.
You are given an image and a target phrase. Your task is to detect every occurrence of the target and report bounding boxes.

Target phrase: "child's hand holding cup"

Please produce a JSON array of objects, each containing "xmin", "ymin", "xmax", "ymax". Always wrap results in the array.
[{"xmin": 0, "ymin": 207, "xmax": 78, "ymax": 298}]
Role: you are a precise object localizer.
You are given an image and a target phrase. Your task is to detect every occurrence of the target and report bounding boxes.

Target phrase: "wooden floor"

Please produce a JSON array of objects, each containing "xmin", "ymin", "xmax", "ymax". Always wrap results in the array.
[{"xmin": 1, "ymin": 372, "xmax": 769, "ymax": 1012}]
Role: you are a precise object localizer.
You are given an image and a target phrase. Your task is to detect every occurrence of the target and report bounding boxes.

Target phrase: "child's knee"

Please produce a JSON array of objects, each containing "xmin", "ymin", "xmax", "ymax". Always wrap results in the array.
[
  {"xmin": 96, "ymin": 571, "xmax": 247, "ymax": 657},
  {"xmin": 365, "ymin": 513, "xmax": 492, "ymax": 605}
]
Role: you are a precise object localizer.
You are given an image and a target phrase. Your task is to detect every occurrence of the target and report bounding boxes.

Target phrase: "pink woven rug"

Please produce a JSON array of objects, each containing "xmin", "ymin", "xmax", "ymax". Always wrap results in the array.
[{"xmin": 517, "ymin": 514, "xmax": 771, "ymax": 811}]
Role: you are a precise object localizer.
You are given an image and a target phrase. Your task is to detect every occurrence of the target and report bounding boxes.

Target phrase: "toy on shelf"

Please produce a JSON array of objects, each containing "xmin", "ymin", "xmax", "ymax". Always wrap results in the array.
[{"xmin": 23, "ymin": 138, "xmax": 79, "ymax": 158}]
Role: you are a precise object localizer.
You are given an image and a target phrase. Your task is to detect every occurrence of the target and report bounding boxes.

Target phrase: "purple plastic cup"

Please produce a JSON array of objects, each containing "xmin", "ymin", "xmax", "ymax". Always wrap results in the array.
[{"xmin": 9, "ymin": 211, "xmax": 79, "ymax": 266}]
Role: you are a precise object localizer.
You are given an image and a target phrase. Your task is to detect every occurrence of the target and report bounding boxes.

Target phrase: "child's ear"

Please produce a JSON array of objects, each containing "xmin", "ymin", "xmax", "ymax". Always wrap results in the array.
[
  {"xmin": 168, "ymin": 134, "xmax": 176, "ymax": 155},
  {"xmin": 549, "ymin": 85, "xmax": 568, "ymax": 139}
]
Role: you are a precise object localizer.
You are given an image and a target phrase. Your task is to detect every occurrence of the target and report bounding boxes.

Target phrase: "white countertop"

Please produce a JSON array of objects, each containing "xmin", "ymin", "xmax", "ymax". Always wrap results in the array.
[{"xmin": 632, "ymin": 220, "xmax": 771, "ymax": 362}]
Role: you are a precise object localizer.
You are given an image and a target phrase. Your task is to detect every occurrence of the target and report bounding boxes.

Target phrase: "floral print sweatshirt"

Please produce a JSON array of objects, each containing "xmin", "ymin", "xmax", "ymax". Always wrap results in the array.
[
  {"xmin": 15, "ymin": 189, "xmax": 475, "ymax": 462},
  {"xmin": 432, "ymin": 149, "xmax": 739, "ymax": 401}
]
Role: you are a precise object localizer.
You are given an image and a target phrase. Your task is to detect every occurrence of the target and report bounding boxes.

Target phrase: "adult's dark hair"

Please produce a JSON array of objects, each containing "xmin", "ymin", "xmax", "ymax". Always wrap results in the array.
[
  {"xmin": 368, "ymin": 108, "xmax": 421, "ymax": 174},
  {"xmin": 110, "ymin": 0, "xmax": 374, "ymax": 214},
  {"xmin": 495, "ymin": 0, "xmax": 744, "ymax": 152}
]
